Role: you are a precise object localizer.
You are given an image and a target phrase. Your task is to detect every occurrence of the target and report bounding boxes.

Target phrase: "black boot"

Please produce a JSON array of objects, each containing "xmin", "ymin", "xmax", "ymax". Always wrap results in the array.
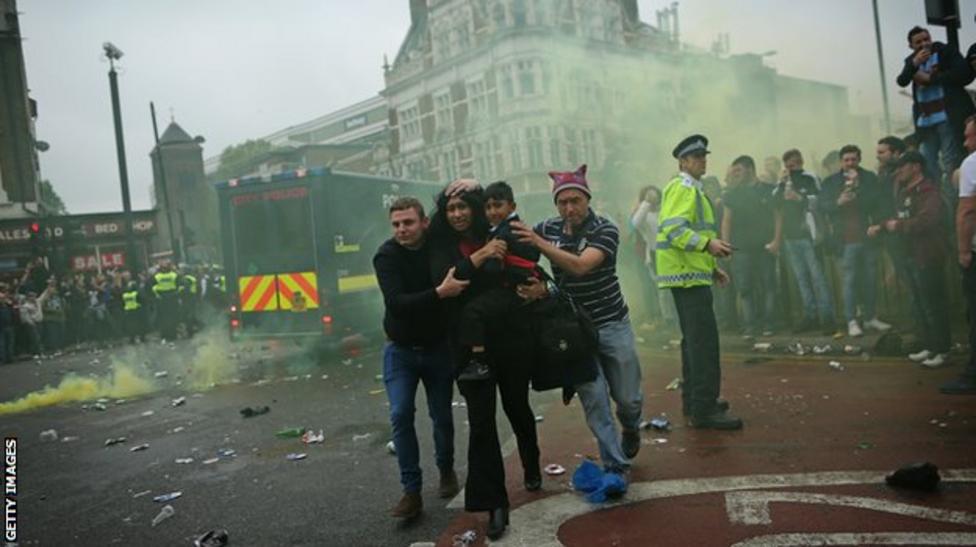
[
  {"xmin": 524, "ymin": 463, "xmax": 542, "ymax": 492},
  {"xmin": 487, "ymin": 507, "xmax": 509, "ymax": 540}
]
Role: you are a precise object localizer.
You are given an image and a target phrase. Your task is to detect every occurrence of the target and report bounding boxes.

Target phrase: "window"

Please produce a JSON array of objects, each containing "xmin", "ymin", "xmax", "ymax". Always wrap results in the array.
[
  {"xmin": 548, "ymin": 126, "xmax": 561, "ymax": 166},
  {"xmin": 510, "ymin": 131, "xmax": 523, "ymax": 172},
  {"xmin": 233, "ymin": 188, "xmax": 312, "ymax": 270},
  {"xmin": 493, "ymin": 2, "xmax": 506, "ymax": 29},
  {"xmin": 474, "ymin": 141, "xmax": 490, "ymax": 179},
  {"xmin": 526, "ymin": 127, "xmax": 543, "ymax": 168},
  {"xmin": 558, "ymin": 0, "xmax": 576, "ymax": 34},
  {"xmin": 467, "ymin": 79, "xmax": 487, "ymax": 115},
  {"xmin": 513, "ymin": 0, "xmax": 527, "ymax": 26},
  {"xmin": 540, "ymin": 62, "xmax": 551, "ymax": 95},
  {"xmin": 565, "ymin": 128, "xmax": 578, "ymax": 164},
  {"xmin": 406, "ymin": 159, "xmax": 427, "ymax": 180},
  {"xmin": 434, "ymin": 92, "xmax": 453, "ymax": 133},
  {"xmin": 500, "ymin": 65, "xmax": 515, "ymax": 100},
  {"xmin": 517, "ymin": 60, "xmax": 536, "ymax": 96},
  {"xmin": 441, "ymin": 149, "xmax": 458, "ymax": 181},
  {"xmin": 399, "ymin": 105, "xmax": 420, "ymax": 140},
  {"xmin": 457, "ymin": 24, "xmax": 470, "ymax": 50}
]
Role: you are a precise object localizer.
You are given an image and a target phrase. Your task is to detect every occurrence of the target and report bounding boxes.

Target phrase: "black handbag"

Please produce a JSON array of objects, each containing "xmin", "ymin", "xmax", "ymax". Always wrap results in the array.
[{"xmin": 530, "ymin": 271, "xmax": 599, "ymax": 391}]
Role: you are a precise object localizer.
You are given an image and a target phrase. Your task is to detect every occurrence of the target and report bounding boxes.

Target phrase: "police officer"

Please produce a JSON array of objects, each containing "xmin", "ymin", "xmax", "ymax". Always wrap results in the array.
[
  {"xmin": 122, "ymin": 280, "xmax": 146, "ymax": 343},
  {"xmin": 152, "ymin": 261, "xmax": 180, "ymax": 341},
  {"xmin": 656, "ymin": 135, "xmax": 743, "ymax": 430},
  {"xmin": 180, "ymin": 266, "xmax": 200, "ymax": 336}
]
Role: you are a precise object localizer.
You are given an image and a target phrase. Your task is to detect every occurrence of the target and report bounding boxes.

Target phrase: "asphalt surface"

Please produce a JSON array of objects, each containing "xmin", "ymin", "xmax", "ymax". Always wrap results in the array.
[
  {"xmin": 0, "ymin": 331, "xmax": 526, "ymax": 547},
  {"xmin": 3, "ymin": 326, "xmax": 975, "ymax": 547}
]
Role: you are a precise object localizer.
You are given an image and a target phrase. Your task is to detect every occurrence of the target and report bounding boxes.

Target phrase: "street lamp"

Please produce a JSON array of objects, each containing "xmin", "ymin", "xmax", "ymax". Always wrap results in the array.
[{"xmin": 103, "ymin": 41, "xmax": 138, "ymax": 271}]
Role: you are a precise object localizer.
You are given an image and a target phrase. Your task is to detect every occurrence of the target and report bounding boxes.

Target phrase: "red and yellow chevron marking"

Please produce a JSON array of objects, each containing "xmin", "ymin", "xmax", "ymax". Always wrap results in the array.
[
  {"xmin": 238, "ymin": 275, "xmax": 279, "ymax": 312},
  {"xmin": 277, "ymin": 272, "xmax": 319, "ymax": 311}
]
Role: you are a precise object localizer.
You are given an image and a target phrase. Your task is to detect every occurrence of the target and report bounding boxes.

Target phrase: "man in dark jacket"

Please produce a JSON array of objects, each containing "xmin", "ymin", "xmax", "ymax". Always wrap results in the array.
[
  {"xmin": 821, "ymin": 144, "xmax": 891, "ymax": 337},
  {"xmin": 870, "ymin": 151, "xmax": 950, "ymax": 368},
  {"xmin": 897, "ymin": 26, "xmax": 976, "ymax": 182},
  {"xmin": 373, "ymin": 196, "xmax": 465, "ymax": 519}
]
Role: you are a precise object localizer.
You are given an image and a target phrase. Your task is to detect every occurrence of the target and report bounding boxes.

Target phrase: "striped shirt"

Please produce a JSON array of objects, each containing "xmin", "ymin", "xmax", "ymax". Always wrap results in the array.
[{"xmin": 535, "ymin": 210, "xmax": 629, "ymax": 327}]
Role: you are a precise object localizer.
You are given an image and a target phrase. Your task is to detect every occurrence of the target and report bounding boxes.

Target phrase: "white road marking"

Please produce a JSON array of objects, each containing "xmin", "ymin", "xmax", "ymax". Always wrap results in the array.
[
  {"xmin": 487, "ymin": 469, "xmax": 976, "ymax": 547},
  {"xmin": 725, "ymin": 490, "xmax": 976, "ymax": 526},
  {"xmin": 732, "ymin": 532, "xmax": 976, "ymax": 546}
]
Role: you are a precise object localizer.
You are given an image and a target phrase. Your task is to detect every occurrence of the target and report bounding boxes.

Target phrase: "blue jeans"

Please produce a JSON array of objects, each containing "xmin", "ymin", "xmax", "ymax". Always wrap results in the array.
[
  {"xmin": 383, "ymin": 342, "xmax": 455, "ymax": 494},
  {"xmin": 732, "ymin": 250, "xmax": 777, "ymax": 332},
  {"xmin": 574, "ymin": 318, "xmax": 643, "ymax": 471},
  {"xmin": 919, "ymin": 121, "xmax": 965, "ymax": 183},
  {"xmin": 840, "ymin": 242, "xmax": 878, "ymax": 322},
  {"xmin": 783, "ymin": 239, "xmax": 835, "ymax": 323}
]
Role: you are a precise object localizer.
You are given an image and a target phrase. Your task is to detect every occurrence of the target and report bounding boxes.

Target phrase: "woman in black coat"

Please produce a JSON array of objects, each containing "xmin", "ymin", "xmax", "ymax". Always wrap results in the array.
[{"xmin": 427, "ymin": 185, "xmax": 540, "ymax": 541}]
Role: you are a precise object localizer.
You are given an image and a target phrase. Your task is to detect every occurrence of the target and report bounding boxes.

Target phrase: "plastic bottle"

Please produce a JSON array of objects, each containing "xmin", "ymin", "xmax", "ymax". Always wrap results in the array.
[{"xmin": 151, "ymin": 505, "xmax": 174, "ymax": 527}]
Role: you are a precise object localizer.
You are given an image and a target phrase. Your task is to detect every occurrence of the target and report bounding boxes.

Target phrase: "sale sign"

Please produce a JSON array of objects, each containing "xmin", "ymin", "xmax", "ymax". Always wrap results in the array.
[{"xmin": 71, "ymin": 252, "xmax": 126, "ymax": 271}]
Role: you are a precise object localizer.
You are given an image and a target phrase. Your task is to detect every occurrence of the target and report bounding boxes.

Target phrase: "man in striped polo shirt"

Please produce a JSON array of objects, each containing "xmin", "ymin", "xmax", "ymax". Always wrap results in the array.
[{"xmin": 513, "ymin": 164, "xmax": 644, "ymax": 473}]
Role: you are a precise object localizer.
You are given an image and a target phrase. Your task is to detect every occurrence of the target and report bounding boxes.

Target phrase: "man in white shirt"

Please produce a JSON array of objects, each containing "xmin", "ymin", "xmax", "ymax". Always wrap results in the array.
[{"xmin": 942, "ymin": 115, "xmax": 976, "ymax": 394}]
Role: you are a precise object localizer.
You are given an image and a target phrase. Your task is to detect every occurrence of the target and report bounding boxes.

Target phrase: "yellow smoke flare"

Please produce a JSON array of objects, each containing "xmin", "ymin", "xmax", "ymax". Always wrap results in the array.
[
  {"xmin": 187, "ymin": 335, "xmax": 234, "ymax": 390},
  {"xmin": 0, "ymin": 365, "xmax": 156, "ymax": 416}
]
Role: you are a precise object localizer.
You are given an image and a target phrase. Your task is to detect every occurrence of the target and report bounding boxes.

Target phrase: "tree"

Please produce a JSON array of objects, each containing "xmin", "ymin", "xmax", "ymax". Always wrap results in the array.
[
  {"xmin": 216, "ymin": 139, "xmax": 273, "ymax": 180},
  {"xmin": 38, "ymin": 179, "xmax": 68, "ymax": 215}
]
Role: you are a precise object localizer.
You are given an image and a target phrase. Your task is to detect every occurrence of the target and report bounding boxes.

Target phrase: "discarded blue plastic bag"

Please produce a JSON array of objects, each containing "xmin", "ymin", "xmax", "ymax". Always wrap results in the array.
[
  {"xmin": 571, "ymin": 460, "xmax": 627, "ymax": 503},
  {"xmin": 571, "ymin": 460, "xmax": 603, "ymax": 493}
]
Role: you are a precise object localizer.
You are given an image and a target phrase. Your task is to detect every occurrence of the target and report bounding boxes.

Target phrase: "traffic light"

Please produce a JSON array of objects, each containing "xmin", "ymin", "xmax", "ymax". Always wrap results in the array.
[{"xmin": 29, "ymin": 222, "xmax": 46, "ymax": 255}]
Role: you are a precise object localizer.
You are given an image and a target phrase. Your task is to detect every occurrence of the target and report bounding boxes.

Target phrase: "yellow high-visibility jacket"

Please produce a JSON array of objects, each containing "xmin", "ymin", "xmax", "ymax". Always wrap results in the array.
[{"xmin": 656, "ymin": 172, "xmax": 717, "ymax": 288}]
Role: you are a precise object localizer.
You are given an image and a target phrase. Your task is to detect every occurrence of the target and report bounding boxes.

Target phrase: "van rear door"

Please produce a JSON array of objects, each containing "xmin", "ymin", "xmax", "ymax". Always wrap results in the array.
[{"xmin": 229, "ymin": 183, "xmax": 321, "ymax": 336}]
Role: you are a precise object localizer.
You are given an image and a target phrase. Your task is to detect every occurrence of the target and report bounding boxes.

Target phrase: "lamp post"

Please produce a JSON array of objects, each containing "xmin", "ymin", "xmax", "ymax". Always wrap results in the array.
[
  {"xmin": 103, "ymin": 41, "xmax": 138, "ymax": 271},
  {"xmin": 871, "ymin": 0, "xmax": 892, "ymax": 134}
]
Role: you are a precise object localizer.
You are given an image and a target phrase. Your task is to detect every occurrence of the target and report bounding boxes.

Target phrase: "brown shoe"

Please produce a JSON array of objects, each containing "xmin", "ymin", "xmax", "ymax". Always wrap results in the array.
[
  {"xmin": 390, "ymin": 492, "xmax": 422, "ymax": 519},
  {"xmin": 438, "ymin": 469, "xmax": 460, "ymax": 499}
]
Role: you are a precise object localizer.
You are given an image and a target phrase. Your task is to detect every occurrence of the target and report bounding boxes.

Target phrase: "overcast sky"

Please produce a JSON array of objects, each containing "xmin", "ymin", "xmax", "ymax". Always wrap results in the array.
[{"xmin": 18, "ymin": 0, "xmax": 976, "ymax": 213}]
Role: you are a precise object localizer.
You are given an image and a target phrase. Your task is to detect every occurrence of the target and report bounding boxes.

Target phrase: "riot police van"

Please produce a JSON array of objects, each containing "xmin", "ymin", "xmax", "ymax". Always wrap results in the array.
[{"xmin": 215, "ymin": 167, "xmax": 438, "ymax": 348}]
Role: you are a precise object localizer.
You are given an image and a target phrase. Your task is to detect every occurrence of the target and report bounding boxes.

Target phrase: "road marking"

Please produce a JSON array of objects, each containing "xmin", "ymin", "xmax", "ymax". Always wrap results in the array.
[
  {"xmin": 732, "ymin": 532, "xmax": 976, "ymax": 546},
  {"xmin": 725, "ymin": 490, "xmax": 976, "ymax": 526},
  {"xmin": 488, "ymin": 469, "xmax": 976, "ymax": 547}
]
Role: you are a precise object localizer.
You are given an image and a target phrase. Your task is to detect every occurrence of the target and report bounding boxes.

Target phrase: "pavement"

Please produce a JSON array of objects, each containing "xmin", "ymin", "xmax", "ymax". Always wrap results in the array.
[{"xmin": 435, "ymin": 327, "xmax": 976, "ymax": 547}]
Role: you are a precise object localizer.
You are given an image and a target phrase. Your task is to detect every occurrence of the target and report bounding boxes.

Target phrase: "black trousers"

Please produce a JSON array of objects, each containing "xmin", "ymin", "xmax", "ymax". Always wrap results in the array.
[
  {"xmin": 156, "ymin": 294, "xmax": 179, "ymax": 340},
  {"xmin": 909, "ymin": 262, "xmax": 951, "ymax": 354},
  {"xmin": 124, "ymin": 310, "xmax": 147, "ymax": 341},
  {"xmin": 962, "ymin": 256, "xmax": 976, "ymax": 379},
  {"xmin": 458, "ymin": 331, "xmax": 539, "ymax": 511},
  {"xmin": 457, "ymin": 288, "xmax": 520, "ymax": 349},
  {"xmin": 672, "ymin": 286, "xmax": 722, "ymax": 416}
]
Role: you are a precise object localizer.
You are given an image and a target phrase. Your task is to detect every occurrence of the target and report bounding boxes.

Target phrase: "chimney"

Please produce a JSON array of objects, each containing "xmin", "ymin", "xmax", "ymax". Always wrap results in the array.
[{"xmin": 409, "ymin": 0, "xmax": 427, "ymax": 27}]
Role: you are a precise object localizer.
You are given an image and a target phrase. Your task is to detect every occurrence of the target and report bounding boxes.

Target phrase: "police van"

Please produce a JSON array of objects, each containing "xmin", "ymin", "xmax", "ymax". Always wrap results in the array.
[{"xmin": 215, "ymin": 167, "xmax": 439, "ymax": 347}]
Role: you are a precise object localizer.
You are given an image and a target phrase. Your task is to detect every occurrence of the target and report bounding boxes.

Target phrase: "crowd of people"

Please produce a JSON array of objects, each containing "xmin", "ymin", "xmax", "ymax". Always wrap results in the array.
[
  {"xmin": 0, "ymin": 258, "xmax": 228, "ymax": 362},
  {"xmin": 630, "ymin": 26, "xmax": 976, "ymax": 378},
  {"xmin": 371, "ymin": 24, "xmax": 976, "ymax": 542}
]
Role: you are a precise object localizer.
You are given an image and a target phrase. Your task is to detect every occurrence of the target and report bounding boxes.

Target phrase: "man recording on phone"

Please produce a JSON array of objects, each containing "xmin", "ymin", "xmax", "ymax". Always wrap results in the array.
[
  {"xmin": 822, "ymin": 145, "xmax": 891, "ymax": 338},
  {"xmin": 897, "ymin": 26, "xmax": 975, "ymax": 185}
]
